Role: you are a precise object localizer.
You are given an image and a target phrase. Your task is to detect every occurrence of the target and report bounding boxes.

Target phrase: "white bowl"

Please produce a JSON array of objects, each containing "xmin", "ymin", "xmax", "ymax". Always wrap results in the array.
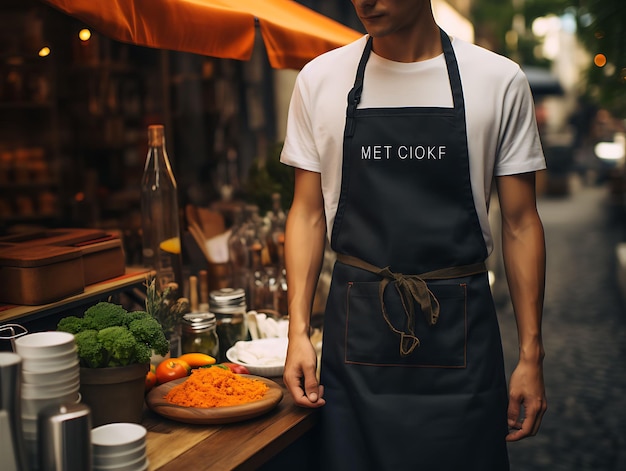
[
  {"xmin": 93, "ymin": 445, "xmax": 147, "ymax": 468},
  {"xmin": 226, "ymin": 337, "xmax": 288, "ymax": 377},
  {"xmin": 22, "ymin": 364, "xmax": 79, "ymax": 385},
  {"xmin": 91, "ymin": 423, "xmax": 147, "ymax": 454},
  {"xmin": 21, "ymin": 354, "xmax": 78, "ymax": 373},
  {"xmin": 93, "ymin": 442, "xmax": 146, "ymax": 462},
  {"xmin": 93, "ymin": 457, "xmax": 149, "ymax": 471},
  {"xmin": 21, "ymin": 415, "xmax": 37, "ymax": 434},
  {"xmin": 21, "ymin": 379, "xmax": 80, "ymax": 399},
  {"xmin": 14, "ymin": 331, "xmax": 75, "ymax": 358},
  {"xmin": 21, "ymin": 391, "xmax": 80, "ymax": 417},
  {"xmin": 22, "ymin": 428, "xmax": 37, "ymax": 442}
]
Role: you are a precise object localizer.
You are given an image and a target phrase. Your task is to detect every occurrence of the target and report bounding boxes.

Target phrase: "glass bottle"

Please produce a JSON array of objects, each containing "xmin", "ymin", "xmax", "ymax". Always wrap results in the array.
[
  {"xmin": 141, "ymin": 124, "xmax": 183, "ymax": 292},
  {"xmin": 198, "ymin": 269, "xmax": 210, "ymax": 312},
  {"xmin": 266, "ymin": 192, "xmax": 286, "ymax": 265},
  {"xmin": 273, "ymin": 233, "xmax": 289, "ymax": 318},
  {"xmin": 228, "ymin": 206, "xmax": 250, "ymax": 291},
  {"xmin": 210, "ymin": 288, "xmax": 248, "ymax": 362},
  {"xmin": 181, "ymin": 312, "xmax": 220, "ymax": 358},
  {"xmin": 249, "ymin": 241, "xmax": 268, "ymax": 312}
]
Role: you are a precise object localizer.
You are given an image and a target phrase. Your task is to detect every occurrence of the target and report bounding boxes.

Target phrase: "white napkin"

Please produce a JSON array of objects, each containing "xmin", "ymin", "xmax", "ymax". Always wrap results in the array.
[
  {"xmin": 250, "ymin": 312, "xmax": 289, "ymax": 339},
  {"xmin": 232, "ymin": 338, "xmax": 288, "ymax": 366},
  {"xmin": 206, "ymin": 229, "xmax": 231, "ymax": 263}
]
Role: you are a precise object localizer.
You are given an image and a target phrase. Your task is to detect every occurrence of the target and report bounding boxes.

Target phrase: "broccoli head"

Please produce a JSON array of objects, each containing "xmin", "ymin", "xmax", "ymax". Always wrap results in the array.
[
  {"xmin": 57, "ymin": 301, "xmax": 172, "ymax": 368},
  {"xmin": 133, "ymin": 342, "xmax": 152, "ymax": 365},
  {"xmin": 74, "ymin": 330, "xmax": 106, "ymax": 368},
  {"xmin": 57, "ymin": 316, "xmax": 86, "ymax": 334},
  {"xmin": 124, "ymin": 310, "xmax": 152, "ymax": 326},
  {"xmin": 129, "ymin": 316, "xmax": 169, "ymax": 357},
  {"xmin": 97, "ymin": 326, "xmax": 137, "ymax": 367},
  {"xmin": 83, "ymin": 302, "xmax": 129, "ymax": 330}
]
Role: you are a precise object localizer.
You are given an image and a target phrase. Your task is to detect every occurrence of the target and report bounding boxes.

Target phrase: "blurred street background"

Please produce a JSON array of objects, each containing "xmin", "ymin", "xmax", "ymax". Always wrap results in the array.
[{"xmin": 496, "ymin": 176, "xmax": 626, "ymax": 471}]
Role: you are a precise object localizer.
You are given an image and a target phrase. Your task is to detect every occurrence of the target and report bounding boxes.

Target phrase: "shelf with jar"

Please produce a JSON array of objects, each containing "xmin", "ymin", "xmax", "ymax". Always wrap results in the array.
[
  {"xmin": 0, "ymin": 56, "xmax": 54, "ymax": 106},
  {"xmin": 61, "ymin": 62, "xmax": 146, "ymax": 151},
  {"xmin": 57, "ymin": 29, "xmax": 160, "ymax": 218},
  {"xmin": 0, "ymin": 1, "xmax": 68, "ymax": 231},
  {"xmin": 0, "ymin": 146, "xmax": 62, "ymax": 224}
]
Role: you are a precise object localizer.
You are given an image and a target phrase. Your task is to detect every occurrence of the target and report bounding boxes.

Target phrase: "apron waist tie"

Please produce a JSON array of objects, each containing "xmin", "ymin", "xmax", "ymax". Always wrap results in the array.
[{"xmin": 336, "ymin": 253, "xmax": 487, "ymax": 356}]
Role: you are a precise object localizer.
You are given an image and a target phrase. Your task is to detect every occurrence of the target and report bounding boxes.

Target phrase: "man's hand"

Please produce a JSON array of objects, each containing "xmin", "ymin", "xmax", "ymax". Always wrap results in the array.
[
  {"xmin": 283, "ymin": 334, "xmax": 326, "ymax": 408},
  {"xmin": 506, "ymin": 360, "xmax": 547, "ymax": 441}
]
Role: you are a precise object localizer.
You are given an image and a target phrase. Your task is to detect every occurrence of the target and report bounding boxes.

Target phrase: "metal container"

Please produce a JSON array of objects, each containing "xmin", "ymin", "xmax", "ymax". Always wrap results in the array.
[
  {"xmin": 0, "ymin": 352, "xmax": 28, "ymax": 471},
  {"xmin": 37, "ymin": 403, "xmax": 92, "ymax": 471},
  {"xmin": 209, "ymin": 288, "xmax": 248, "ymax": 362}
]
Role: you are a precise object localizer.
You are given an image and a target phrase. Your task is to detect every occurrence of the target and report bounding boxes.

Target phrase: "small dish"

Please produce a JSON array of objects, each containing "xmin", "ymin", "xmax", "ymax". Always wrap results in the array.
[
  {"xmin": 93, "ymin": 450, "xmax": 147, "ymax": 470},
  {"xmin": 93, "ymin": 442, "xmax": 146, "ymax": 464},
  {"xmin": 91, "ymin": 423, "xmax": 147, "ymax": 454},
  {"xmin": 225, "ymin": 337, "xmax": 288, "ymax": 377}
]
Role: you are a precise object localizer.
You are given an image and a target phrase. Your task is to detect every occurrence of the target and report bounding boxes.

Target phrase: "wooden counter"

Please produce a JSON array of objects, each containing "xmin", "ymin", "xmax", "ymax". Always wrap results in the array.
[
  {"xmin": 143, "ymin": 378, "xmax": 318, "ymax": 471},
  {"xmin": 0, "ymin": 269, "xmax": 319, "ymax": 469}
]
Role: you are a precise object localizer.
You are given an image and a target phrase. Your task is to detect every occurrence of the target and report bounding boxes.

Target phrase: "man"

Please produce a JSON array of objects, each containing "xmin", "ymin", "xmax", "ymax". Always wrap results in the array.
[{"xmin": 281, "ymin": 1, "xmax": 547, "ymax": 469}]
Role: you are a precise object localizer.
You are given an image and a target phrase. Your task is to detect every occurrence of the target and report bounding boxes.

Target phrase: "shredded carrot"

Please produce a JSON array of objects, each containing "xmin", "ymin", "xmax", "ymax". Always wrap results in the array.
[{"xmin": 164, "ymin": 367, "xmax": 269, "ymax": 408}]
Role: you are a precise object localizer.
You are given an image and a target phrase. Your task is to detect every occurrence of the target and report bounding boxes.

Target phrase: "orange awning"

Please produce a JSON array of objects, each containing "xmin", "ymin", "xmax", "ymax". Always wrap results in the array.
[{"xmin": 42, "ymin": 0, "xmax": 362, "ymax": 69}]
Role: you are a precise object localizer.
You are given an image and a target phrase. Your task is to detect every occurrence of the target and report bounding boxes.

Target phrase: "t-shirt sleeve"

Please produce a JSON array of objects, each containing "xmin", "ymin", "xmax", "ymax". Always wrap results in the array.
[
  {"xmin": 494, "ymin": 69, "xmax": 546, "ymax": 176},
  {"xmin": 280, "ymin": 74, "xmax": 322, "ymax": 173}
]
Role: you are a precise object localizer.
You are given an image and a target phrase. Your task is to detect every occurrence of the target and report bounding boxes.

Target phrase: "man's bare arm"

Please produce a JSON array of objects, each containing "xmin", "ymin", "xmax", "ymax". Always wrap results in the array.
[
  {"xmin": 496, "ymin": 172, "xmax": 547, "ymax": 441},
  {"xmin": 283, "ymin": 168, "xmax": 327, "ymax": 408}
]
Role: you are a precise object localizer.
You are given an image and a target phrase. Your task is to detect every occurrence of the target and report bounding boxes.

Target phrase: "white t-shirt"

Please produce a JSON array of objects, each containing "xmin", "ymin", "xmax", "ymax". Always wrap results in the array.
[{"xmin": 280, "ymin": 35, "xmax": 546, "ymax": 255}]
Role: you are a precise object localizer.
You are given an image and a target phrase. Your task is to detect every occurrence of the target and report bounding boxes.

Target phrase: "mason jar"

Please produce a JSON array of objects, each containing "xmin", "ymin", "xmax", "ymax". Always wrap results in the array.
[
  {"xmin": 209, "ymin": 288, "xmax": 248, "ymax": 362},
  {"xmin": 180, "ymin": 312, "xmax": 219, "ymax": 359}
]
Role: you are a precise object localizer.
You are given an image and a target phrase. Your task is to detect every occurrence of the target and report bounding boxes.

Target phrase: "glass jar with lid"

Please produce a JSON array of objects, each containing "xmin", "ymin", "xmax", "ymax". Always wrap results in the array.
[
  {"xmin": 209, "ymin": 288, "xmax": 248, "ymax": 362},
  {"xmin": 180, "ymin": 312, "xmax": 219, "ymax": 358}
]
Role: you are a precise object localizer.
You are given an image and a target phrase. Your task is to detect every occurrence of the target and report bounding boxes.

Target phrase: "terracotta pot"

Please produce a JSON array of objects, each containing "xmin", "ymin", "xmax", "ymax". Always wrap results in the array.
[{"xmin": 79, "ymin": 363, "xmax": 149, "ymax": 427}]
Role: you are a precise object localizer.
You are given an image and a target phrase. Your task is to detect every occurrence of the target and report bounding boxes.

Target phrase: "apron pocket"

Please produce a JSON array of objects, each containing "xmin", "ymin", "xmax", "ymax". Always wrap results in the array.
[{"xmin": 345, "ymin": 281, "xmax": 467, "ymax": 367}]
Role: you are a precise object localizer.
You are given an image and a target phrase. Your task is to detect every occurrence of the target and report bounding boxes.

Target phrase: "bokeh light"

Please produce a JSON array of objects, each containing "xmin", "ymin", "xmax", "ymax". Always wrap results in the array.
[
  {"xmin": 78, "ymin": 28, "xmax": 91, "ymax": 41},
  {"xmin": 594, "ymin": 53, "xmax": 607, "ymax": 67}
]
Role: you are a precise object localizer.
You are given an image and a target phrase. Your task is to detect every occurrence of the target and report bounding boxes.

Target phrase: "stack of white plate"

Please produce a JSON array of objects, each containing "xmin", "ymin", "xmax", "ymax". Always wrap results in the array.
[
  {"xmin": 14, "ymin": 331, "xmax": 80, "ymax": 469},
  {"xmin": 91, "ymin": 423, "xmax": 149, "ymax": 471}
]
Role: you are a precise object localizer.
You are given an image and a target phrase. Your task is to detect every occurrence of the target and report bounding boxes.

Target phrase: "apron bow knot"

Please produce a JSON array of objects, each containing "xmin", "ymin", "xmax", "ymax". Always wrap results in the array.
[
  {"xmin": 377, "ymin": 266, "xmax": 440, "ymax": 356},
  {"xmin": 336, "ymin": 253, "xmax": 487, "ymax": 358}
]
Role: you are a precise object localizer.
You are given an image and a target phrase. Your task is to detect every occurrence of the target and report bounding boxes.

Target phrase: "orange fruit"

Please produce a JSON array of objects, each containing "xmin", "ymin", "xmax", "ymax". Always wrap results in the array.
[
  {"xmin": 178, "ymin": 353, "xmax": 216, "ymax": 368},
  {"xmin": 155, "ymin": 358, "xmax": 190, "ymax": 384},
  {"xmin": 145, "ymin": 365, "xmax": 157, "ymax": 392}
]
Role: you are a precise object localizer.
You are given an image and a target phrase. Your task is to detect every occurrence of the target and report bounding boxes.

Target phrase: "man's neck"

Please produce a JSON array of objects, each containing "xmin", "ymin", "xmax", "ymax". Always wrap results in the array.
[{"xmin": 372, "ymin": 18, "xmax": 442, "ymax": 63}]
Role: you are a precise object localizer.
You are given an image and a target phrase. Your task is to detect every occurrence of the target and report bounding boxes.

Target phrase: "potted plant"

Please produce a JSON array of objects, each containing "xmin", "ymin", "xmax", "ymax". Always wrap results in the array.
[
  {"xmin": 144, "ymin": 278, "xmax": 190, "ymax": 360},
  {"xmin": 57, "ymin": 301, "xmax": 170, "ymax": 426}
]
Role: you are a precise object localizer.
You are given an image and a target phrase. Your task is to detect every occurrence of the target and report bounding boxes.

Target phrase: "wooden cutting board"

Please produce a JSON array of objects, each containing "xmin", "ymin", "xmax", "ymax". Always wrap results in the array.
[{"xmin": 146, "ymin": 375, "xmax": 283, "ymax": 425}]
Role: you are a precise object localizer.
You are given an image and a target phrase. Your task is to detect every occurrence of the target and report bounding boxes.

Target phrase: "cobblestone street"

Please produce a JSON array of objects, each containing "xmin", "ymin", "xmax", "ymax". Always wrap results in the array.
[{"xmin": 496, "ymin": 180, "xmax": 626, "ymax": 471}]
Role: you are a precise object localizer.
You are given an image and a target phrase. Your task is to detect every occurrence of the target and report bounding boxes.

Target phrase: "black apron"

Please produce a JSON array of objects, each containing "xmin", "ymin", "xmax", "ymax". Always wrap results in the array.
[{"xmin": 320, "ymin": 30, "xmax": 509, "ymax": 471}]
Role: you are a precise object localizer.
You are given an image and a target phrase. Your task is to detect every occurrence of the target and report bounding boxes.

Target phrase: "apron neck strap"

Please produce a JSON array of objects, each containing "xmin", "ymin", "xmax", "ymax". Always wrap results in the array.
[
  {"xmin": 345, "ymin": 36, "xmax": 373, "ymax": 137},
  {"xmin": 345, "ymin": 29, "xmax": 466, "ymax": 139},
  {"xmin": 439, "ymin": 28, "xmax": 465, "ymax": 115}
]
